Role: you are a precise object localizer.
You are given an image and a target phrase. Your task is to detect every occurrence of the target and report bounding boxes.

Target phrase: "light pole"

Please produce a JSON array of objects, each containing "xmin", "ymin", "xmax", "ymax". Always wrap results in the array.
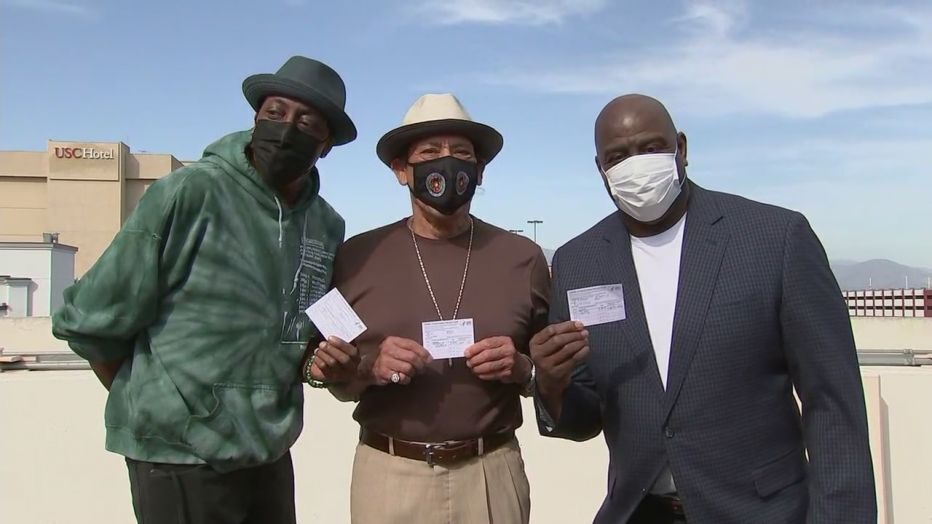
[
  {"xmin": 508, "ymin": 229, "xmax": 524, "ymax": 234},
  {"xmin": 527, "ymin": 220, "xmax": 543, "ymax": 244}
]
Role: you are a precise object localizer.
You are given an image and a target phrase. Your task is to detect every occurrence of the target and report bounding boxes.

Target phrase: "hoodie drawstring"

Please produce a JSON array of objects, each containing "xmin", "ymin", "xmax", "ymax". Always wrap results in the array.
[
  {"xmin": 273, "ymin": 195, "xmax": 284, "ymax": 248},
  {"xmin": 274, "ymin": 195, "xmax": 306, "ymax": 296}
]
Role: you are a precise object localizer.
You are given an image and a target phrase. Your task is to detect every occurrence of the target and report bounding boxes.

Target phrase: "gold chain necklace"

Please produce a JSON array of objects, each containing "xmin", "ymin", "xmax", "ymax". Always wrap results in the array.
[{"xmin": 410, "ymin": 217, "xmax": 474, "ymax": 365}]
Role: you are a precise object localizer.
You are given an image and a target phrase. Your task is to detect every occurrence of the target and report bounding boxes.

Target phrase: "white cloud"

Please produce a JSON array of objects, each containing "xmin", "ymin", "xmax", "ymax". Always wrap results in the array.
[
  {"xmin": 2, "ymin": 0, "xmax": 94, "ymax": 17},
  {"xmin": 672, "ymin": 0, "xmax": 746, "ymax": 38},
  {"xmin": 410, "ymin": 0, "xmax": 608, "ymax": 26},
  {"xmin": 486, "ymin": 1, "xmax": 932, "ymax": 118},
  {"xmin": 694, "ymin": 136, "xmax": 932, "ymax": 191}
]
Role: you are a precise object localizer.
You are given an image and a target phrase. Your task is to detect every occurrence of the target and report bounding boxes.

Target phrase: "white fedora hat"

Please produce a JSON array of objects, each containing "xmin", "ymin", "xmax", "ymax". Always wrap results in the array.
[{"xmin": 376, "ymin": 93, "xmax": 504, "ymax": 167}]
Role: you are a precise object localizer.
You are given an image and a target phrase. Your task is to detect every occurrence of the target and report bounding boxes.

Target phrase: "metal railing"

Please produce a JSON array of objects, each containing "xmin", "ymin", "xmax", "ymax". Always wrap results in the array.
[
  {"xmin": 0, "ymin": 351, "xmax": 90, "ymax": 372},
  {"xmin": 856, "ymin": 349, "xmax": 932, "ymax": 367},
  {"xmin": 1, "ymin": 349, "xmax": 931, "ymax": 372}
]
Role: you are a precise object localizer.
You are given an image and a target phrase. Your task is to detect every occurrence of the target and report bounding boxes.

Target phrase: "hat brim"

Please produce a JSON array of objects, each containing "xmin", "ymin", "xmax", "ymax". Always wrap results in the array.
[
  {"xmin": 376, "ymin": 119, "xmax": 504, "ymax": 167},
  {"xmin": 243, "ymin": 74, "xmax": 357, "ymax": 146}
]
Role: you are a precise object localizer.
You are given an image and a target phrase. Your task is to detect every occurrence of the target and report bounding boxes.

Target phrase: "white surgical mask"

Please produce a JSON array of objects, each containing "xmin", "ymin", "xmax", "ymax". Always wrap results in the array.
[{"xmin": 602, "ymin": 148, "xmax": 681, "ymax": 223}]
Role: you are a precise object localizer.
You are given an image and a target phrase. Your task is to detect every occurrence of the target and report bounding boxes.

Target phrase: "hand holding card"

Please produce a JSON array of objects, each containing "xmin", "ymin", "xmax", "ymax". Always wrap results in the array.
[
  {"xmin": 567, "ymin": 284, "xmax": 626, "ymax": 327},
  {"xmin": 305, "ymin": 288, "xmax": 367, "ymax": 343}
]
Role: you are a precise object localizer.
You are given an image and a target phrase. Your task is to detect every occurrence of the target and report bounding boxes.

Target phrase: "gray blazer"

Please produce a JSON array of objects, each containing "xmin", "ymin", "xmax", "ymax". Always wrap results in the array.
[{"xmin": 539, "ymin": 183, "xmax": 876, "ymax": 523}]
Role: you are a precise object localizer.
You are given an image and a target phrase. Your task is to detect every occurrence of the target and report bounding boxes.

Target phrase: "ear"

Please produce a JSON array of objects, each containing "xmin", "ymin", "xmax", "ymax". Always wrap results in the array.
[
  {"xmin": 390, "ymin": 158, "xmax": 410, "ymax": 186},
  {"xmin": 596, "ymin": 155, "xmax": 612, "ymax": 198},
  {"xmin": 677, "ymin": 131, "xmax": 688, "ymax": 167},
  {"xmin": 477, "ymin": 163, "xmax": 485, "ymax": 186},
  {"xmin": 318, "ymin": 139, "xmax": 334, "ymax": 159}
]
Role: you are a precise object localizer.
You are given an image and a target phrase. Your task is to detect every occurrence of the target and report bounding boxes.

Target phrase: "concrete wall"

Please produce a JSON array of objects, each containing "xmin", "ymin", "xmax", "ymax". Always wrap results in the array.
[
  {"xmin": 0, "ymin": 151, "xmax": 47, "ymax": 176},
  {"xmin": 0, "ymin": 247, "xmax": 49, "ymax": 316},
  {"xmin": 0, "ymin": 176, "xmax": 47, "ymax": 242},
  {"xmin": 0, "ymin": 374, "xmax": 607, "ymax": 524},
  {"xmin": 49, "ymin": 248, "xmax": 76, "ymax": 314},
  {"xmin": 862, "ymin": 367, "xmax": 932, "ymax": 523},
  {"xmin": 123, "ymin": 179, "xmax": 156, "ymax": 219},
  {"xmin": 861, "ymin": 374, "xmax": 890, "ymax": 523},
  {"xmin": 0, "ymin": 317, "xmax": 65, "ymax": 351},
  {"xmin": 2, "ymin": 368, "xmax": 929, "ymax": 523},
  {"xmin": 852, "ymin": 317, "xmax": 932, "ymax": 350},
  {"xmin": 0, "ymin": 279, "xmax": 33, "ymax": 318},
  {"xmin": 122, "ymin": 153, "xmax": 175, "ymax": 221},
  {"xmin": 0, "ymin": 245, "xmax": 76, "ymax": 317},
  {"xmin": 46, "ymin": 141, "xmax": 127, "ymax": 276},
  {"xmin": 0, "ymin": 317, "xmax": 930, "ymax": 522}
]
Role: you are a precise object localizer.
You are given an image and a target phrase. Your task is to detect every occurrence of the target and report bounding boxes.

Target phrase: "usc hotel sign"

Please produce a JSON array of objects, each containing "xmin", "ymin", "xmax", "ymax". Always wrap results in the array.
[{"xmin": 53, "ymin": 146, "xmax": 115, "ymax": 160}]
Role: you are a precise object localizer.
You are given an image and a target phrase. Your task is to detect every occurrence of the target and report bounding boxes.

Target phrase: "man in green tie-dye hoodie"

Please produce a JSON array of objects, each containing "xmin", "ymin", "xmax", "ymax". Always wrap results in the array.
[{"xmin": 52, "ymin": 56, "xmax": 360, "ymax": 524}]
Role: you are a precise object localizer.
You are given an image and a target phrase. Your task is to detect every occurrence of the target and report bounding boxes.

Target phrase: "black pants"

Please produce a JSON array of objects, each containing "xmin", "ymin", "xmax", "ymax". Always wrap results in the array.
[
  {"xmin": 126, "ymin": 452, "xmax": 296, "ymax": 524},
  {"xmin": 628, "ymin": 494, "xmax": 687, "ymax": 524}
]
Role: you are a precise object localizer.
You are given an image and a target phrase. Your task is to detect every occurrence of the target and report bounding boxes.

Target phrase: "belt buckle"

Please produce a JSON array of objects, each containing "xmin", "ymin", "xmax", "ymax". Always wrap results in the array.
[
  {"xmin": 425, "ymin": 440, "xmax": 460, "ymax": 467},
  {"xmin": 661, "ymin": 494, "xmax": 684, "ymax": 516}
]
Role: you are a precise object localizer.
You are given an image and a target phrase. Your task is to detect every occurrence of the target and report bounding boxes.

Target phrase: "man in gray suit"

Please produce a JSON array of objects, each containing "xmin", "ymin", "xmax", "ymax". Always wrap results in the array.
[{"xmin": 531, "ymin": 94, "xmax": 876, "ymax": 523}]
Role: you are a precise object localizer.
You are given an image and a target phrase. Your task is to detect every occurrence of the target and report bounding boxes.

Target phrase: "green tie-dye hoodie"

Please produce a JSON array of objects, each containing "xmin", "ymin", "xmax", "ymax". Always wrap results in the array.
[{"xmin": 52, "ymin": 130, "xmax": 344, "ymax": 471}]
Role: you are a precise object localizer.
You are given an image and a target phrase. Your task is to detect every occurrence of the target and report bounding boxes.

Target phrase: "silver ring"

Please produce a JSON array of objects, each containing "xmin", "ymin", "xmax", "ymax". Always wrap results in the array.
[{"xmin": 391, "ymin": 372, "xmax": 401, "ymax": 384}]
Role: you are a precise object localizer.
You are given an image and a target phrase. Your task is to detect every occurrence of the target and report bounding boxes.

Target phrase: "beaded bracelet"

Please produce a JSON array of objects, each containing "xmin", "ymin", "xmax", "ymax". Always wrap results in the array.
[{"xmin": 303, "ymin": 351, "xmax": 330, "ymax": 389}]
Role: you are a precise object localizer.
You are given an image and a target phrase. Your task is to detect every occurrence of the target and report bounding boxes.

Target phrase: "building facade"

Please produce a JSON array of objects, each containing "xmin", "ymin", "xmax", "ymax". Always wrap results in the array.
[
  {"xmin": 0, "ymin": 240, "xmax": 77, "ymax": 317},
  {"xmin": 844, "ymin": 288, "xmax": 932, "ymax": 318},
  {"xmin": 0, "ymin": 140, "xmax": 182, "ymax": 276}
]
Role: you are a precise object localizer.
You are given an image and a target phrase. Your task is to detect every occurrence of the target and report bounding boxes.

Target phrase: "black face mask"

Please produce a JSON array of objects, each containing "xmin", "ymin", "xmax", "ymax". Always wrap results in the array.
[
  {"xmin": 409, "ymin": 156, "xmax": 480, "ymax": 215},
  {"xmin": 249, "ymin": 120, "xmax": 323, "ymax": 187}
]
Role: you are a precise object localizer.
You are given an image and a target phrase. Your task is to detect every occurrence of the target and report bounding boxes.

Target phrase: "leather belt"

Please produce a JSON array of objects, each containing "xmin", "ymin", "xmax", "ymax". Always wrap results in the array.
[{"xmin": 360, "ymin": 429, "xmax": 514, "ymax": 467}]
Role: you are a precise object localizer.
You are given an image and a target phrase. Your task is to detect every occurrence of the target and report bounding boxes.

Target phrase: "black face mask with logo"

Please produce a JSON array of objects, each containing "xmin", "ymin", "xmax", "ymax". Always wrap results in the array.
[
  {"xmin": 249, "ymin": 120, "xmax": 323, "ymax": 187},
  {"xmin": 409, "ymin": 156, "xmax": 479, "ymax": 215}
]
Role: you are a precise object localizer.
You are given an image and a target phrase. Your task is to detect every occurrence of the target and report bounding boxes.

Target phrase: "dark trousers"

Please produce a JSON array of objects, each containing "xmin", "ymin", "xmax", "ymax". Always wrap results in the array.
[
  {"xmin": 628, "ymin": 494, "xmax": 687, "ymax": 524},
  {"xmin": 125, "ymin": 452, "xmax": 296, "ymax": 524}
]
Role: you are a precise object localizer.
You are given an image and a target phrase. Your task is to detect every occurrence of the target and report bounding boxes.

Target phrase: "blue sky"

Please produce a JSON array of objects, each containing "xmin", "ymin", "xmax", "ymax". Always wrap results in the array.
[{"xmin": 2, "ymin": 0, "xmax": 931, "ymax": 266}]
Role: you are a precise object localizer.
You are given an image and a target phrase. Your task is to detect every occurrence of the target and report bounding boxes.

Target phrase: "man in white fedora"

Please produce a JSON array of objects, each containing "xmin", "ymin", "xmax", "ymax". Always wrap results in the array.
[{"xmin": 312, "ymin": 93, "xmax": 550, "ymax": 523}]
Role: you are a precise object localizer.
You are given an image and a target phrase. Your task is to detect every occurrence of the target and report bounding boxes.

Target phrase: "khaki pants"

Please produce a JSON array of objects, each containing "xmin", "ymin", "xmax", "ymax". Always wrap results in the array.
[{"xmin": 350, "ymin": 438, "xmax": 530, "ymax": 524}]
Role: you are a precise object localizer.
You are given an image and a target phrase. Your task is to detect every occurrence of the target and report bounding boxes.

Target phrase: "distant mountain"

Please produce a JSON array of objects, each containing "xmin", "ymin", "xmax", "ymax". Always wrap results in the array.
[{"xmin": 831, "ymin": 259, "xmax": 932, "ymax": 291}]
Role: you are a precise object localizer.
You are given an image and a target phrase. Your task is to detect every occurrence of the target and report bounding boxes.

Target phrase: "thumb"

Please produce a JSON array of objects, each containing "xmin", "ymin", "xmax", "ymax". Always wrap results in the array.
[{"xmin": 310, "ymin": 364, "xmax": 326, "ymax": 381}]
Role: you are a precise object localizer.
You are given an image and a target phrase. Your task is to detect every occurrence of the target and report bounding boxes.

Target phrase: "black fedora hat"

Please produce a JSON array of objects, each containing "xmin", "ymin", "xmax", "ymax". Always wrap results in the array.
[
  {"xmin": 243, "ymin": 56, "xmax": 357, "ymax": 146},
  {"xmin": 376, "ymin": 93, "xmax": 503, "ymax": 167}
]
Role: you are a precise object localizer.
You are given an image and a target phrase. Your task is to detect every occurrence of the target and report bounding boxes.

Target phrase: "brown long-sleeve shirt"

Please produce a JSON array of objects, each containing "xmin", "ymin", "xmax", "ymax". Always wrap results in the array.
[{"xmin": 332, "ymin": 218, "xmax": 551, "ymax": 442}]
